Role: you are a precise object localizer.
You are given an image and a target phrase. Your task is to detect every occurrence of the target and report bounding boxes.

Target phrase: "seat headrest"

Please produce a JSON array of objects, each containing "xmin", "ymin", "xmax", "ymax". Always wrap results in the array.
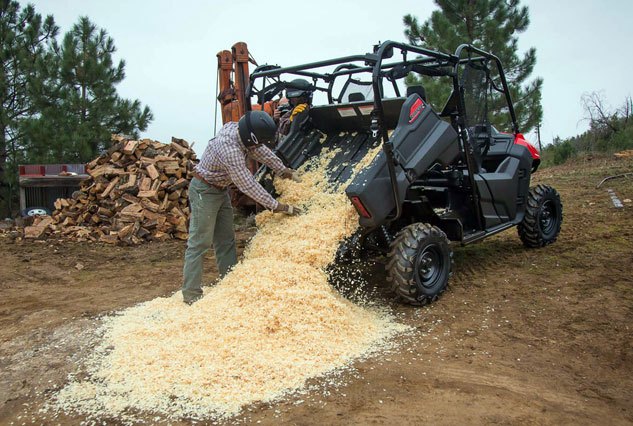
[
  {"xmin": 348, "ymin": 92, "xmax": 366, "ymax": 102},
  {"xmin": 406, "ymin": 85, "xmax": 427, "ymax": 102}
]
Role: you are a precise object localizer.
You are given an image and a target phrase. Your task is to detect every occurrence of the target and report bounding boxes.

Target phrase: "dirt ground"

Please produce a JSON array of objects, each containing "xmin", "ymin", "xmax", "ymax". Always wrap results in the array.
[{"xmin": 1, "ymin": 156, "xmax": 632, "ymax": 425}]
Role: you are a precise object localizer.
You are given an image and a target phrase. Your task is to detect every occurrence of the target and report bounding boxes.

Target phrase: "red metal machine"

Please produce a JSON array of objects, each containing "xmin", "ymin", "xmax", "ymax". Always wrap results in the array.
[
  {"xmin": 216, "ymin": 42, "xmax": 277, "ymax": 124},
  {"xmin": 215, "ymin": 42, "xmax": 277, "ymax": 209},
  {"xmin": 216, "ymin": 42, "xmax": 251, "ymax": 123}
]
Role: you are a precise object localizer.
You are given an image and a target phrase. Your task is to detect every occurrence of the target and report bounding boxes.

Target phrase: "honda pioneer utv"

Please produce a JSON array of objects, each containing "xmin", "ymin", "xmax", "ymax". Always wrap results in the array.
[{"xmin": 246, "ymin": 40, "xmax": 563, "ymax": 306}]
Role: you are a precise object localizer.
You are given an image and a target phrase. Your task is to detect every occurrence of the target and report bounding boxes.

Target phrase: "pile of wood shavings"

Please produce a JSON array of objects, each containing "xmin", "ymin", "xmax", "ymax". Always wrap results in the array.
[{"xmin": 53, "ymin": 147, "xmax": 408, "ymax": 422}]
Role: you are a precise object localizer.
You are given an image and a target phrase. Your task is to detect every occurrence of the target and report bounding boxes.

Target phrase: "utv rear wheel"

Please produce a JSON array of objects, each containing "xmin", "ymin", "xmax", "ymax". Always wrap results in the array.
[
  {"xmin": 518, "ymin": 184, "xmax": 563, "ymax": 248},
  {"xmin": 386, "ymin": 223, "xmax": 452, "ymax": 306}
]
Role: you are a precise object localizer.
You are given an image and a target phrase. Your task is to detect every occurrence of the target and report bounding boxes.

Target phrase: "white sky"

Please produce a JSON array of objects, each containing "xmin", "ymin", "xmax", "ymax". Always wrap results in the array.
[{"xmin": 33, "ymin": 0, "xmax": 633, "ymax": 155}]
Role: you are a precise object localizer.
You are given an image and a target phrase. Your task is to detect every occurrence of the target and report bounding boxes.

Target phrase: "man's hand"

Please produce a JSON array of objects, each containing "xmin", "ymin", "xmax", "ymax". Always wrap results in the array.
[
  {"xmin": 289, "ymin": 103, "xmax": 308, "ymax": 122},
  {"xmin": 273, "ymin": 108, "xmax": 282, "ymax": 121},
  {"xmin": 274, "ymin": 203, "xmax": 303, "ymax": 216},
  {"xmin": 274, "ymin": 98, "xmax": 290, "ymax": 122},
  {"xmin": 281, "ymin": 168, "xmax": 301, "ymax": 182}
]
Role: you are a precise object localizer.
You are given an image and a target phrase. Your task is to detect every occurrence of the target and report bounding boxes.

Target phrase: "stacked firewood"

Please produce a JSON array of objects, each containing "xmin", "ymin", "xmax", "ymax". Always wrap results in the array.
[{"xmin": 38, "ymin": 135, "xmax": 197, "ymax": 244}]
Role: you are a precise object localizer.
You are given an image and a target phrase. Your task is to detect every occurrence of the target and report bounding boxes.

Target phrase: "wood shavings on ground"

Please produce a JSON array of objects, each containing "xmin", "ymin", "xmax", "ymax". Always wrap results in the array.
[
  {"xmin": 52, "ymin": 146, "xmax": 409, "ymax": 422},
  {"xmin": 614, "ymin": 149, "xmax": 633, "ymax": 159}
]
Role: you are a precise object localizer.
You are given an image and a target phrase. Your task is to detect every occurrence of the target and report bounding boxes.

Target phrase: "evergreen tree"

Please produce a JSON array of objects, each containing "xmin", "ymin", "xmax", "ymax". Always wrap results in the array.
[
  {"xmin": 403, "ymin": 0, "xmax": 542, "ymax": 133},
  {"xmin": 0, "ymin": 0, "xmax": 57, "ymax": 216},
  {"xmin": 25, "ymin": 16, "xmax": 152, "ymax": 163}
]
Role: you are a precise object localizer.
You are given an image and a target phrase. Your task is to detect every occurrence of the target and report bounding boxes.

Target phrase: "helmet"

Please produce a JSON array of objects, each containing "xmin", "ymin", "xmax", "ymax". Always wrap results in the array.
[
  {"xmin": 286, "ymin": 78, "xmax": 314, "ymax": 100},
  {"xmin": 238, "ymin": 111, "xmax": 277, "ymax": 147}
]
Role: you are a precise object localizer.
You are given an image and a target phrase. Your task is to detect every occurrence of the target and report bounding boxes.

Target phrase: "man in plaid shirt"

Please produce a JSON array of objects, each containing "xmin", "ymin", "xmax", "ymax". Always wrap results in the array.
[{"xmin": 182, "ymin": 111, "xmax": 301, "ymax": 305}]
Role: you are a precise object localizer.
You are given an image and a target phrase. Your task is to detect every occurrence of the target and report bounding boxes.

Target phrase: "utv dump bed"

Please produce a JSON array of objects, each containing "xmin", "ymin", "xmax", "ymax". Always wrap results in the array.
[
  {"xmin": 277, "ymin": 94, "xmax": 462, "ymax": 228},
  {"xmin": 274, "ymin": 97, "xmax": 406, "ymax": 185}
]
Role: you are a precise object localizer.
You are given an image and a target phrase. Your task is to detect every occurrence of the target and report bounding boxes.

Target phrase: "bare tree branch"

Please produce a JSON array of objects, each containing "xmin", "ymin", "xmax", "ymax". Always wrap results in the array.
[{"xmin": 581, "ymin": 91, "xmax": 619, "ymax": 134}]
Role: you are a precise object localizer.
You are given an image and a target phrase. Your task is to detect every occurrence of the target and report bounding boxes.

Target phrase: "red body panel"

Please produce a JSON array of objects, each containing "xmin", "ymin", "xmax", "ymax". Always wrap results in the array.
[{"xmin": 514, "ymin": 133, "xmax": 540, "ymax": 160}]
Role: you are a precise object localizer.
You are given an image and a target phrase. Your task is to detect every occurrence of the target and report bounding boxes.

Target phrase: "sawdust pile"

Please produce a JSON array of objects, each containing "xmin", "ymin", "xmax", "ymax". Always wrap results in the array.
[
  {"xmin": 614, "ymin": 149, "xmax": 633, "ymax": 159},
  {"xmin": 54, "ymin": 147, "xmax": 407, "ymax": 421}
]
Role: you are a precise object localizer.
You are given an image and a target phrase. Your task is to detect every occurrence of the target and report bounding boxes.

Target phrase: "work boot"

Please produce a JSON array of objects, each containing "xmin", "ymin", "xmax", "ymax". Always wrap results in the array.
[{"xmin": 183, "ymin": 296, "xmax": 201, "ymax": 306}]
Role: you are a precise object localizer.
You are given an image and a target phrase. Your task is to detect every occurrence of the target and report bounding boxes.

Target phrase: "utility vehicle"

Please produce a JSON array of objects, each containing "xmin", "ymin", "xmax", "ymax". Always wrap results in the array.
[{"xmin": 247, "ymin": 41, "xmax": 563, "ymax": 305}]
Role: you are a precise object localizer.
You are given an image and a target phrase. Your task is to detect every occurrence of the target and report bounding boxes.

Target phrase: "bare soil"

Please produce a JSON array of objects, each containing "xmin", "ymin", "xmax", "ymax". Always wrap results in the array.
[{"xmin": 1, "ymin": 156, "xmax": 632, "ymax": 425}]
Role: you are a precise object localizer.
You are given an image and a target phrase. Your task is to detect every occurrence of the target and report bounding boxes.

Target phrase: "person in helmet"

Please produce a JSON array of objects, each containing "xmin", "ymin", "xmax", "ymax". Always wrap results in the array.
[
  {"xmin": 274, "ymin": 78, "xmax": 314, "ymax": 139},
  {"xmin": 182, "ymin": 110, "xmax": 301, "ymax": 305}
]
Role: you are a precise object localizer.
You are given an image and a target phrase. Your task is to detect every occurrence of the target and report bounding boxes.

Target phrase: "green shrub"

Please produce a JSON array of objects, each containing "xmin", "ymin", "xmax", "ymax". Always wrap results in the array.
[{"xmin": 541, "ymin": 114, "xmax": 633, "ymax": 168}]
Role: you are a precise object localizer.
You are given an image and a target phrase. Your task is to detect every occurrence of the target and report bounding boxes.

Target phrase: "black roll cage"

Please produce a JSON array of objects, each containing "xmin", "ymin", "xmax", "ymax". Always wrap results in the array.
[{"xmin": 247, "ymin": 40, "xmax": 519, "ymax": 231}]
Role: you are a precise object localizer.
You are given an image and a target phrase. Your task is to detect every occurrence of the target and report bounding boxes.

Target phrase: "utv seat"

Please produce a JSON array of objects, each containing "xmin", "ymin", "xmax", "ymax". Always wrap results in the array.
[
  {"xmin": 406, "ymin": 85, "xmax": 427, "ymax": 103},
  {"xmin": 470, "ymin": 124, "xmax": 493, "ymax": 173},
  {"xmin": 309, "ymin": 97, "xmax": 406, "ymax": 133},
  {"xmin": 348, "ymin": 92, "xmax": 366, "ymax": 102}
]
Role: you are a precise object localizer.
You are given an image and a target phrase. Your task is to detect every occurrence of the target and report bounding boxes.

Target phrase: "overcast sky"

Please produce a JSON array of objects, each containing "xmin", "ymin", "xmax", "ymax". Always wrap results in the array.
[{"xmin": 33, "ymin": 0, "xmax": 633, "ymax": 155}]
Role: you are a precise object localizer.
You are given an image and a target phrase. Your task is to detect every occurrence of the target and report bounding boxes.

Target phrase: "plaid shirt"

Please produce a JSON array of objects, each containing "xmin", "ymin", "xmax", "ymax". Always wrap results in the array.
[{"xmin": 195, "ymin": 122, "xmax": 287, "ymax": 210}]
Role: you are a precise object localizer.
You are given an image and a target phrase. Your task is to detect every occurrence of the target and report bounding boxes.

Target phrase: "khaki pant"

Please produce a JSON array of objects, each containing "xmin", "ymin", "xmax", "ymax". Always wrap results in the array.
[{"xmin": 182, "ymin": 178, "xmax": 237, "ymax": 303}]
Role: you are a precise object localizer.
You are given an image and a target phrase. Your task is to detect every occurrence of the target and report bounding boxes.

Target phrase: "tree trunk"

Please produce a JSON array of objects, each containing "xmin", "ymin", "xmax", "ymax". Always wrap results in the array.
[{"xmin": 0, "ymin": 129, "xmax": 8, "ymax": 218}]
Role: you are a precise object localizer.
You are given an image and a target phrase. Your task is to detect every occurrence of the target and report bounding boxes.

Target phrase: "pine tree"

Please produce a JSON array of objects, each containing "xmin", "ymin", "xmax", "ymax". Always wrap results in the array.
[
  {"xmin": 403, "ymin": 0, "xmax": 542, "ymax": 133},
  {"xmin": 0, "ymin": 0, "xmax": 58, "ymax": 216},
  {"xmin": 26, "ymin": 16, "xmax": 153, "ymax": 163}
]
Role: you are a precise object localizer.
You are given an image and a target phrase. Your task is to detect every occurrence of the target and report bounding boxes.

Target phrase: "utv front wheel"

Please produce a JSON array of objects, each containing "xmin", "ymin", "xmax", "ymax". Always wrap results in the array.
[
  {"xmin": 386, "ymin": 223, "xmax": 452, "ymax": 306},
  {"xmin": 518, "ymin": 184, "xmax": 563, "ymax": 248}
]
